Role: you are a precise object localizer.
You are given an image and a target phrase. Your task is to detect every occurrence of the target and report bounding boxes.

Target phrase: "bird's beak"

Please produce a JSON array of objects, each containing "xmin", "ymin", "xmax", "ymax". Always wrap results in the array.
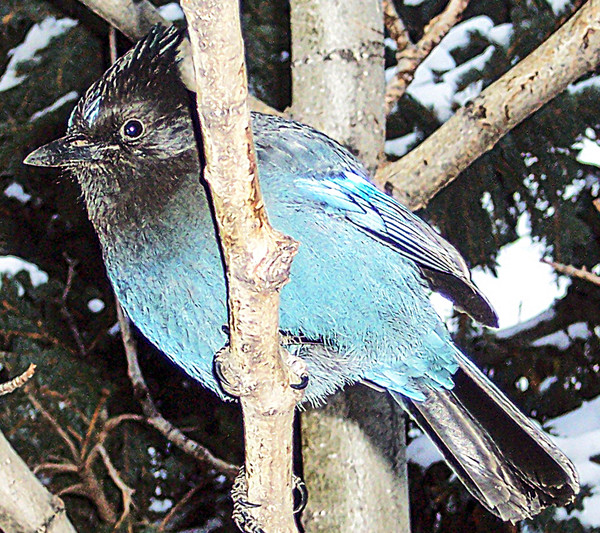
[{"xmin": 24, "ymin": 134, "xmax": 96, "ymax": 168}]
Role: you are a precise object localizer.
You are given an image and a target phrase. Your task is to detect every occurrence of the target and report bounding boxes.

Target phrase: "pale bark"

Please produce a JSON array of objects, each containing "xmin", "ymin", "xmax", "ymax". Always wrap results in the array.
[
  {"xmin": 0, "ymin": 430, "xmax": 78, "ymax": 533},
  {"xmin": 376, "ymin": 0, "xmax": 600, "ymax": 211},
  {"xmin": 289, "ymin": 0, "xmax": 385, "ymax": 172},
  {"xmin": 290, "ymin": 1, "xmax": 410, "ymax": 531},
  {"xmin": 180, "ymin": 1, "xmax": 303, "ymax": 532}
]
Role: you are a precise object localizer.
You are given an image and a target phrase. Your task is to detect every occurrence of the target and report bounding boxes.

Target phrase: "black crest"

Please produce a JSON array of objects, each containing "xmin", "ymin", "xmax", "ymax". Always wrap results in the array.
[{"xmin": 70, "ymin": 25, "xmax": 185, "ymax": 130}]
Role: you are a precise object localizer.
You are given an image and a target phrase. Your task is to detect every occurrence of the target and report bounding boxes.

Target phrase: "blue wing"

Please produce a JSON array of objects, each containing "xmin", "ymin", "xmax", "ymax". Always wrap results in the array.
[{"xmin": 298, "ymin": 169, "xmax": 499, "ymax": 327}]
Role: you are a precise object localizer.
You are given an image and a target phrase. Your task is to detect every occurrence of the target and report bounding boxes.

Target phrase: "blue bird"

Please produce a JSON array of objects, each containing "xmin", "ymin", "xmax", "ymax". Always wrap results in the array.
[{"xmin": 25, "ymin": 26, "xmax": 578, "ymax": 522}]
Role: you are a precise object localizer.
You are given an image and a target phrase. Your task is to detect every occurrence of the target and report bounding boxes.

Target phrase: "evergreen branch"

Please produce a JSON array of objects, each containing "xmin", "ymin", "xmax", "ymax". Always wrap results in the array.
[
  {"xmin": 376, "ymin": 0, "xmax": 600, "ymax": 211},
  {"xmin": 384, "ymin": 0, "xmax": 470, "ymax": 115},
  {"xmin": 0, "ymin": 363, "xmax": 36, "ymax": 396}
]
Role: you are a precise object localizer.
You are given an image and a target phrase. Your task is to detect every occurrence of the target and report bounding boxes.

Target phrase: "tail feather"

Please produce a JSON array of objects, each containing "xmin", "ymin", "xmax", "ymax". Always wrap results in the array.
[{"xmin": 391, "ymin": 350, "xmax": 579, "ymax": 523}]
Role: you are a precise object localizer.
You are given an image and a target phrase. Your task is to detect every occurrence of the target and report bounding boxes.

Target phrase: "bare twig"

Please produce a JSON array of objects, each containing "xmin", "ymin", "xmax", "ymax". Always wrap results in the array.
[
  {"xmin": 384, "ymin": 0, "xmax": 470, "ymax": 115},
  {"xmin": 383, "ymin": 0, "xmax": 411, "ymax": 53},
  {"xmin": 96, "ymin": 444, "xmax": 135, "ymax": 529},
  {"xmin": 26, "ymin": 391, "xmax": 80, "ymax": 461},
  {"xmin": 57, "ymin": 256, "xmax": 88, "ymax": 358},
  {"xmin": 181, "ymin": 1, "xmax": 304, "ymax": 530},
  {"xmin": 116, "ymin": 303, "xmax": 238, "ymax": 478},
  {"xmin": 543, "ymin": 259, "xmax": 600, "ymax": 287},
  {"xmin": 376, "ymin": 0, "xmax": 600, "ymax": 210},
  {"xmin": 0, "ymin": 363, "xmax": 36, "ymax": 396}
]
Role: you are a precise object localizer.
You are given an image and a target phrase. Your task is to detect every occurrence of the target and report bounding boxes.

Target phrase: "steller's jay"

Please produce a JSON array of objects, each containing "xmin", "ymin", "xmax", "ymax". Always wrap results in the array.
[{"xmin": 25, "ymin": 26, "xmax": 579, "ymax": 522}]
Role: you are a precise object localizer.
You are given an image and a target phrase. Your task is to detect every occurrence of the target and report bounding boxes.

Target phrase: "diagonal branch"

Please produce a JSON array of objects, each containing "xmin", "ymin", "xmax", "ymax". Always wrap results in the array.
[
  {"xmin": 0, "ymin": 363, "xmax": 35, "ymax": 396},
  {"xmin": 543, "ymin": 259, "xmax": 600, "ymax": 287},
  {"xmin": 384, "ymin": 0, "xmax": 470, "ymax": 115},
  {"xmin": 376, "ymin": 0, "xmax": 600, "ymax": 210}
]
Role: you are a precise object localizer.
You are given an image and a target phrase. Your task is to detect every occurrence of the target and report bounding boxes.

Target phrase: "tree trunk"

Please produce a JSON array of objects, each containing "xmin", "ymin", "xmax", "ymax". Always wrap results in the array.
[
  {"xmin": 0, "ymin": 430, "xmax": 78, "ymax": 533},
  {"xmin": 290, "ymin": 1, "xmax": 411, "ymax": 531}
]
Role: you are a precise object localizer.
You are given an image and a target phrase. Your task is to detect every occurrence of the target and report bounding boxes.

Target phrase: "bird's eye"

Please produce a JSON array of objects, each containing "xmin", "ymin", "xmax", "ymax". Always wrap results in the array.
[{"xmin": 121, "ymin": 119, "xmax": 145, "ymax": 140}]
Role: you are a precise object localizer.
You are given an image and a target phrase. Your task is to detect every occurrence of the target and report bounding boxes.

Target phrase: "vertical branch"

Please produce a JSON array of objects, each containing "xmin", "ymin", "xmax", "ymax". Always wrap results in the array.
[
  {"xmin": 290, "ymin": 1, "xmax": 410, "ymax": 531},
  {"xmin": 180, "ymin": 1, "xmax": 303, "ymax": 532}
]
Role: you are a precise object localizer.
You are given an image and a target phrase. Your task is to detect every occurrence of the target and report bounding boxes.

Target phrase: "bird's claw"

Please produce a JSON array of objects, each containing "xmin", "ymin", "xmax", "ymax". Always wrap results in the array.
[
  {"xmin": 290, "ymin": 373, "xmax": 309, "ymax": 390},
  {"xmin": 293, "ymin": 474, "xmax": 308, "ymax": 514},
  {"xmin": 285, "ymin": 352, "xmax": 309, "ymax": 393},
  {"xmin": 231, "ymin": 466, "xmax": 265, "ymax": 533}
]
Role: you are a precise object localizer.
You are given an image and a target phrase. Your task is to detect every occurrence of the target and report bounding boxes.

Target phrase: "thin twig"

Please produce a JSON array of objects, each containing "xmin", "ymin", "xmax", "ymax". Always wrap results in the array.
[
  {"xmin": 384, "ymin": 0, "xmax": 470, "ymax": 115},
  {"xmin": 0, "ymin": 363, "xmax": 36, "ymax": 396},
  {"xmin": 543, "ymin": 259, "xmax": 600, "ymax": 287},
  {"xmin": 58, "ymin": 256, "xmax": 88, "ymax": 358},
  {"xmin": 26, "ymin": 391, "xmax": 80, "ymax": 461},
  {"xmin": 96, "ymin": 444, "xmax": 135, "ymax": 529},
  {"xmin": 383, "ymin": 0, "xmax": 412, "ymax": 53},
  {"xmin": 116, "ymin": 302, "xmax": 238, "ymax": 478}
]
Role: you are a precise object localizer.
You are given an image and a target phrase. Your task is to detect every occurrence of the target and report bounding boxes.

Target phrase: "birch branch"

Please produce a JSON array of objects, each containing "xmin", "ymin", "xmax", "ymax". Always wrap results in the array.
[
  {"xmin": 384, "ymin": 0, "xmax": 470, "ymax": 115},
  {"xmin": 376, "ymin": 0, "xmax": 600, "ymax": 210},
  {"xmin": 180, "ymin": 2, "xmax": 303, "ymax": 532}
]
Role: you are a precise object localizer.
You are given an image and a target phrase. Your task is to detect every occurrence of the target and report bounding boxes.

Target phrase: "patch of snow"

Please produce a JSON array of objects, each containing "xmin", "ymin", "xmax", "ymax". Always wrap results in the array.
[
  {"xmin": 471, "ymin": 213, "xmax": 570, "ymax": 330},
  {"xmin": 547, "ymin": 0, "xmax": 573, "ymax": 16},
  {"xmin": 573, "ymin": 137, "xmax": 600, "ymax": 168},
  {"xmin": 531, "ymin": 323, "xmax": 592, "ymax": 351},
  {"xmin": 407, "ymin": 432, "xmax": 443, "ymax": 468},
  {"xmin": 385, "ymin": 131, "xmax": 422, "ymax": 157},
  {"xmin": 148, "ymin": 497, "xmax": 173, "ymax": 513},
  {"xmin": 29, "ymin": 91, "xmax": 78, "ymax": 122},
  {"xmin": 488, "ymin": 23, "xmax": 514, "ymax": 47},
  {"xmin": 4, "ymin": 182, "xmax": 31, "ymax": 203},
  {"xmin": 569, "ymin": 75, "xmax": 600, "ymax": 94},
  {"xmin": 158, "ymin": 3, "xmax": 185, "ymax": 21},
  {"xmin": 0, "ymin": 256, "xmax": 48, "ymax": 286},
  {"xmin": 539, "ymin": 375, "xmax": 558, "ymax": 392},
  {"xmin": 403, "ymin": 0, "xmax": 428, "ymax": 5},
  {"xmin": 0, "ymin": 17, "xmax": 78, "ymax": 92},
  {"xmin": 547, "ymin": 396, "xmax": 600, "ymax": 526},
  {"xmin": 87, "ymin": 298, "xmax": 105, "ymax": 313},
  {"xmin": 108, "ymin": 322, "xmax": 120, "ymax": 336}
]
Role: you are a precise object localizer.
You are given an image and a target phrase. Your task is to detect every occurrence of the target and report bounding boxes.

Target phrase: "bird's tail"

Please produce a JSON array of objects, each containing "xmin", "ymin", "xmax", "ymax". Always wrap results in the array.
[{"xmin": 391, "ymin": 349, "xmax": 579, "ymax": 523}]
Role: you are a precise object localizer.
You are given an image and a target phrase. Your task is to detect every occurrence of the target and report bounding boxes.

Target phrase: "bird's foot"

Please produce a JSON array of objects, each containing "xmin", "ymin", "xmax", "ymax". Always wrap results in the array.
[
  {"xmin": 231, "ymin": 466, "xmax": 307, "ymax": 532},
  {"xmin": 214, "ymin": 347, "xmax": 242, "ymax": 398},
  {"xmin": 285, "ymin": 350, "xmax": 309, "ymax": 391},
  {"xmin": 231, "ymin": 466, "xmax": 264, "ymax": 533}
]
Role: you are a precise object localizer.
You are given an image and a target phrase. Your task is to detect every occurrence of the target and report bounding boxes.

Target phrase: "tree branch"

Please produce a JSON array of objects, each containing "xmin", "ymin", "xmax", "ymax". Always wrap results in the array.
[
  {"xmin": 543, "ymin": 259, "xmax": 600, "ymax": 287},
  {"xmin": 376, "ymin": 0, "xmax": 600, "ymax": 210},
  {"xmin": 384, "ymin": 0, "xmax": 470, "ymax": 115},
  {"xmin": 0, "ymin": 363, "xmax": 35, "ymax": 396},
  {"xmin": 180, "ymin": 1, "xmax": 303, "ymax": 531},
  {"xmin": 0, "ymin": 431, "xmax": 78, "ymax": 533}
]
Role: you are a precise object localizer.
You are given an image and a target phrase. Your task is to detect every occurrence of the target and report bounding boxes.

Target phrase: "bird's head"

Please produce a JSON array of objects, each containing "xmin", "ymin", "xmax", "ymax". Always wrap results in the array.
[{"xmin": 24, "ymin": 25, "xmax": 201, "ymax": 225}]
